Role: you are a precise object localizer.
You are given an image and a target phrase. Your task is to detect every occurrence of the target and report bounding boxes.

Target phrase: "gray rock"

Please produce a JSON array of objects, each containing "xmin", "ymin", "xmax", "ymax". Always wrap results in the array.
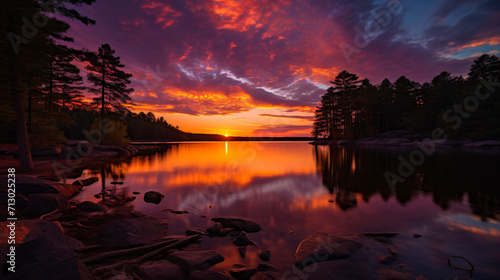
[
  {"xmin": 294, "ymin": 233, "xmax": 362, "ymax": 269},
  {"xmin": 144, "ymin": 191, "xmax": 164, "ymax": 204},
  {"xmin": 259, "ymin": 248, "xmax": 271, "ymax": 261},
  {"xmin": 186, "ymin": 271, "xmax": 232, "ymax": 280},
  {"xmin": 100, "ymin": 216, "xmax": 166, "ymax": 248},
  {"xmin": 233, "ymin": 231, "xmax": 257, "ymax": 246},
  {"xmin": 167, "ymin": 250, "xmax": 224, "ymax": 271},
  {"xmin": 211, "ymin": 217, "xmax": 262, "ymax": 233},
  {"xmin": 207, "ymin": 223, "xmax": 223, "ymax": 235},
  {"xmin": 76, "ymin": 201, "xmax": 107, "ymax": 212},
  {"xmin": 137, "ymin": 260, "xmax": 185, "ymax": 280}
]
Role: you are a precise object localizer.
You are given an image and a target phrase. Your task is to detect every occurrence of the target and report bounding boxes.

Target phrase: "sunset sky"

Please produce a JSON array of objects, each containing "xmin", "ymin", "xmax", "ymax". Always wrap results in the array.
[{"xmin": 68, "ymin": 0, "xmax": 500, "ymax": 137}]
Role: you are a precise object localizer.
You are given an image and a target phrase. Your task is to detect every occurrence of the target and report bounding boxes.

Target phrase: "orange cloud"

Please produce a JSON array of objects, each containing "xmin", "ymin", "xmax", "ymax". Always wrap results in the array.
[
  {"xmin": 448, "ymin": 36, "xmax": 500, "ymax": 52},
  {"xmin": 142, "ymin": 1, "xmax": 182, "ymax": 29}
]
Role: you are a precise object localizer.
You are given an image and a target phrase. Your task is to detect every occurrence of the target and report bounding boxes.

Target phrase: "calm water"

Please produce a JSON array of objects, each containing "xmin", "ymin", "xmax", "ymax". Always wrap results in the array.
[{"xmin": 75, "ymin": 142, "xmax": 500, "ymax": 279}]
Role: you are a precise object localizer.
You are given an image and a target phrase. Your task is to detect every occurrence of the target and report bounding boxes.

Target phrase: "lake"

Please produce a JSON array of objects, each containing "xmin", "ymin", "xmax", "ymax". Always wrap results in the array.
[{"xmin": 74, "ymin": 141, "xmax": 500, "ymax": 279}]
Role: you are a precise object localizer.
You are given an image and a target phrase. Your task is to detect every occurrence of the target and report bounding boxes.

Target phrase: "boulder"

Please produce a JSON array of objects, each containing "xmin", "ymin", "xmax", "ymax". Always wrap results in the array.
[
  {"xmin": 100, "ymin": 216, "xmax": 166, "ymax": 248},
  {"xmin": 294, "ymin": 233, "xmax": 362, "ymax": 269},
  {"xmin": 137, "ymin": 260, "xmax": 185, "ymax": 280},
  {"xmin": 1, "ymin": 220, "xmax": 92, "ymax": 280},
  {"xmin": 144, "ymin": 191, "xmax": 164, "ymax": 204},
  {"xmin": 167, "ymin": 250, "xmax": 224, "ymax": 272},
  {"xmin": 211, "ymin": 217, "xmax": 262, "ymax": 233},
  {"xmin": 19, "ymin": 193, "xmax": 70, "ymax": 217},
  {"xmin": 207, "ymin": 223, "xmax": 223, "ymax": 235},
  {"xmin": 229, "ymin": 268, "xmax": 258, "ymax": 280},
  {"xmin": 258, "ymin": 248, "xmax": 271, "ymax": 261},
  {"xmin": 76, "ymin": 201, "xmax": 107, "ymax": 212},
  {"xmin": 186, "ymin": 271, "xmax": 232, "ymax": 280},
  {"xmin": 233, "ymin": 231, "xmax": 257, "ymax": 246}
]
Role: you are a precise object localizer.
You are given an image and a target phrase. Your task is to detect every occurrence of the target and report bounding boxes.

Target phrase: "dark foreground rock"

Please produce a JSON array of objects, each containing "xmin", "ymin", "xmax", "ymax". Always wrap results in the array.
[
  {"xmin": 211, "ymin": 217, "xmax": 262, "ymax": 232},
  {"xmin": 1, "ymin": 220, "xmax": 93, "ymax": 280},
  {"xmin": 137, "ymin": 260, "xmax": 185, "ymax": 280},
  {"xmin": 100, "ymin": 216, "xmax": 166, "ymax": 248},
  {"xmin": 167, "ymin": 250, "xmax": 225, "ymax": 271},
  {"xmin": 233, "ymin": 231, "xmax": 257, "ymax": 246},
  {"xmin": 187, "ymin": 271, "xmax": 232, "ymax": 280},
  {"xmin": 19, "ymin": 193, "xmax": 70, "ymax": 217},
  {"xmin": 259, "ymin": 248, "xmax": 271, "ymax": 261},
  {"xmin": 294, "ymin": 232, "xmax": 363, "ymax": 269}
]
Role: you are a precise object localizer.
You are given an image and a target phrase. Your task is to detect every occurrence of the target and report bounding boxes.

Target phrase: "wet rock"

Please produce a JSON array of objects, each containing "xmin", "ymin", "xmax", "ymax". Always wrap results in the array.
[
  {"xmin": 211, "ymin": 217, "xmax": 262, "ymax": 233},
  {"xmin": 238, "ymin": 246, "xmax": 247, "ymax": 258},
  {"xmin": 144, "ymin": 191, "xmax": 164, "ymax": 204},
  {"xmin": 137, "ymin": 260, "xmax": 185, "ymax": 280},
  {"xmin": 186, "ymin": 271, "xmax": 232, "ymax": 280},
  {"xmin": 289, "ymin": 230, "xmax": 294, "ymax": 234},
  {"xmin": 19, "ymin": 193, "xmax": 70, "ymax": 216},
  {"xmin": 412, "ymin": 234, "xmax": 422, "ymax": 238},
  {"xmin": 207, "ymin": 223, "xmax": 223, "ymax": 235},
  {"xmin": 229, "ymin": 268, "xmax": 258, "ymax": 280},
  {"xmin": 259, "ymin": 248, "xmax": 271, "ymax": 261},
  {"xmin": 186, "ymin": 228, "xmax": 205, "ymax": 236},
  {"xmin": 233, "ymin": 231, "xmax": 257, "ymax": 246},
  {"xmin": 133, "ymin": 192, "xmax": 140, "ymax": 195},
  {"xmin": 379, "ymin": 255, "xmax": 397, "ymax": 265},
  {"xmin": 110, "ymin": 182, "xmax": 124, "ymax": 185},
  {"xmin": 76, "ymin": 201, "xmax": 107, "ymax": 212},
  {"xmin": 200, "ymin": 215, "xmax": 207, "ymax": 218},
  {"xmin": 167, "ymin": 250, "xmax": 224, "ymax": 271},
  {"xmin": 256, "ymin": 263, "xmax": 278, "ymax": 272},
  {"xmin": 230, "ymin": 230, "xmax": 241, "ymax": 237},
  {"xmin": 294, "ymin": 233, "xmax": 362, "ymax": 269},
  {"xmin": 72, "ymin": 177, "xmax": 99, "ymax": 187},
  {"xmin": 250, "ymin": 271, "xmax": 282, "ymax": 280},
  {"xmin": 328, "ymin": 199, "xmax": 334, "ymax": 203},
  {"xmin": 100, "ymin": 216, "xmax": 166, "ymax": 248},
  {"xmin": 233, "ymin": 264, "xmax": 247, "ymax": 268},
  {"xmin": 1, "ymin": 220, "xmax": 92, "ymax": 280}
]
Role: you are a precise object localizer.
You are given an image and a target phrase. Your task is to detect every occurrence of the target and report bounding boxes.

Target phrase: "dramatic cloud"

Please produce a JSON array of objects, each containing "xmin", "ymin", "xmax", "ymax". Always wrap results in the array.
[{"xmin": 67, "ymin": 0, "xmax": 500, "ymax": 136}]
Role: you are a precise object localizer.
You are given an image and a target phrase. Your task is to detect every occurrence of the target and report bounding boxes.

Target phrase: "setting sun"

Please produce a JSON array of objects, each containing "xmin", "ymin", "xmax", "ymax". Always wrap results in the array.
[{"xmin": 225, "ymin": 134, "xmax": 228, "ymax": 137}]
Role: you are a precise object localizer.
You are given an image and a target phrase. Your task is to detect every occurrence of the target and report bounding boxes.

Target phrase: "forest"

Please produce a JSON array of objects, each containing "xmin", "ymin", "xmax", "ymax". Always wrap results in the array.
[{"xmin": 312, "ymin": 54, "xmax": 500, "ymax": 140}]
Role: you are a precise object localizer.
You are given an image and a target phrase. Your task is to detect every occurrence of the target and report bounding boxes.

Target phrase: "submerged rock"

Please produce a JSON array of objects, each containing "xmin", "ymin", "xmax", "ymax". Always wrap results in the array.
[
  {"xmin": 144, "ymin": 191, "xmax": 164, "ymax": 204},
  {"xmin": 72, "ymin": 177, "xmax": 99, "ymax": 187},
  {"xmin": 238, "ymin": 246, "xmax": 247, "ymax": 258},
  {"xmin": 170, "ymin": 210, "xmax": 190, "ymax": 214},
  {"xmin": 100, "ymin": 216, "xmax": 166, "ymax": 248},
  {"xmin": 167, "ymin": 250, "xmax": 224, "ymax": 271},
  {"xmin": 233, "ymin": 231, "xmax": 257, "ymax": 246},
  {"xmin": 186, "ymin": 228, "xmax": 205, "ymax": 236},
  {"xmin": 294, "ymin": 232, "xmax": 362, "ymax": 269},
  {"xmin": 138, "ymin": 260, "xmax": 185, "ymax": 280},
  {"xmin": 256, "ymin": 263, "xmax": 278, "ymax": 272},
  {"xmin": 211, "ymin": 217, "xmax": 262, "ymax": 233},
  {"xmin": 259, "ymin": 248, "xmax": 271, "ymax": 261}
]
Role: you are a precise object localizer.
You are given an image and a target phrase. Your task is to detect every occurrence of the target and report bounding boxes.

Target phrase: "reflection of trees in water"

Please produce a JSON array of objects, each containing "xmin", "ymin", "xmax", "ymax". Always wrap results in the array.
[{"xmin": 314, "ymin": 146, "xmax": 500, "ymax": 220}]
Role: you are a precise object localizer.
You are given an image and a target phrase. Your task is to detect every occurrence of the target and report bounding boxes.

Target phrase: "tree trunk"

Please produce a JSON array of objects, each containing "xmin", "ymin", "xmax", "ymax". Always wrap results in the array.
[
  {"xmin": 101, "ymin": 59, "xmax": 105, "ymax": 141},
  {"xmin": 14, "ymin": 89, "xmax": 34, "ymax": 170}
]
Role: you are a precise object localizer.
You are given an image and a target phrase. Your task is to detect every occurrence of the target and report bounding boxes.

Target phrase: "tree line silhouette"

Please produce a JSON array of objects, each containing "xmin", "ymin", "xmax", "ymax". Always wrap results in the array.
[
  {"xmin": 0, "ymin": 0, "xmax": 187, "ymax": 169},
  {"xmin": 312, "ymin": 55, "xmax": 500, "ymax": 140}
]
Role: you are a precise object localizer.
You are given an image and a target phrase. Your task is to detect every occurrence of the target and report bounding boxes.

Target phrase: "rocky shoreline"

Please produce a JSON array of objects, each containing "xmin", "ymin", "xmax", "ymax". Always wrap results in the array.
[{"xmin": 309, "ymin": 130, "xmax": 500, "ymax": 149}]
